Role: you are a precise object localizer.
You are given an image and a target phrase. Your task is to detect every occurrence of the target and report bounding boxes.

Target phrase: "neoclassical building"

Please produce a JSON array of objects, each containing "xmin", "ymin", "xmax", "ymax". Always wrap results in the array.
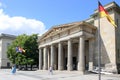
[
  {"xmin": 0, "ymin": 33, "xmax": 16, "ymax": 68},
  {"xmin": 38, "ymin": 2, "xmax": 120, "ymax": 74}
]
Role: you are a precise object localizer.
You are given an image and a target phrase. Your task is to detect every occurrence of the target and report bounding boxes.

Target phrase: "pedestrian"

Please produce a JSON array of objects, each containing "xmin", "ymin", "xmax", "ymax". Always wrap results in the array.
[
  {"xmin": 11, "ymin": 65, "xmax": 16, "ymax": 74},
  {"xmin": 49, "ymin": 66, "xmax": 53, "ymax": 75}
]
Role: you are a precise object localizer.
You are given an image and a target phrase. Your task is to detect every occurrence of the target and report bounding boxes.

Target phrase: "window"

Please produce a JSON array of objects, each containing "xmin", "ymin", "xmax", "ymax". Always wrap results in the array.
[
  {"xmin": 7, "ymin": 43, "xmax": 10, "ymax": 47},
  {"xmin": 7, "ymin": 62, "xmax": 10, "ymax": 68}
]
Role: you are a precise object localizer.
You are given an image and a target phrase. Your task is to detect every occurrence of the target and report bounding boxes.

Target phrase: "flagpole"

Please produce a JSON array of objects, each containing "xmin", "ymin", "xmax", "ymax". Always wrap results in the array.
[{"xmin": 98, "ymin": 1, "xmax": 101, "ymax": 80}]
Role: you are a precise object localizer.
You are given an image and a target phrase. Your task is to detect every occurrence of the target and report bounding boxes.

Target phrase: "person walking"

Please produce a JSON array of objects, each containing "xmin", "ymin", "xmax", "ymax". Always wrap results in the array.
[
  {"xmin": 49, "ymin": 66, "xmax": 53, "ymax": 75},
  {"xmin": 11, "ymin": 65, "xmax": 16, "ymax": 74}
]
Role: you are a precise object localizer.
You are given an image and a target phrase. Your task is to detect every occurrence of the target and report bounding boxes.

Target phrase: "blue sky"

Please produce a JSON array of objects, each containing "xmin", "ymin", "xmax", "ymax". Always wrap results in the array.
[{"xmin": 0, "ymin": 0, "xmax": 120, "ymax": 35}]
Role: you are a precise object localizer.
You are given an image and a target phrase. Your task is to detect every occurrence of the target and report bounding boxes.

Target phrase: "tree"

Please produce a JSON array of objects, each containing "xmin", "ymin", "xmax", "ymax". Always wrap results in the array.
[{"xmin": 7, "ymin": 34, "xmax": 39, "ymax": 70}]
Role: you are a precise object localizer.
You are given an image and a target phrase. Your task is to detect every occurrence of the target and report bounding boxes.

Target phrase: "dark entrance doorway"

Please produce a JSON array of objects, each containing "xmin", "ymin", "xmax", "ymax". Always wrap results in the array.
[
  {"xmin": 73, "ymin": 57, "xmax": 77, "ymax": 70},
  {"xmin": 64, "ymin": 57, "xmax": 77, "ymax": 70},
  {"xmin": 64, "ymin": 57, "xmax": 67, "ymax": 70}
]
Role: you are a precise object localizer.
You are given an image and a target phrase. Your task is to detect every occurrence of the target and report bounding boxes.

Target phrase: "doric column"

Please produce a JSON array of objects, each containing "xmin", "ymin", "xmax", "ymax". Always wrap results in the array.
[
  {"xmin": 54, "ymin": 47, "xmax": 57, "ymax": 70},
  {"xmin": 58, "ymin": 42, "xmax": 64, "ymax": 70},
  {"xmin": 51, "ymin": 44, "xmax": 55, "ymax": 67},
  {"xmin": 78, "ymin": 36, "xmax": 85, "ymax": 74},
  {"xmin": 43, "ymin": 47, "xmax": 48, "ymax": 70},
  {"xmin": 48, "ymin": 48, "xmax": 50, "ymax": 69},
  {"xmin": 39, "ymin": 48, "xmax": 43, "ymax": 70},
  {"xmin": 88, "ymin": 38, "xmax": 94, "ymax": 71},
  {"xmin": 67, "ymin": 39, "xmax": 73, "ymax": 71}
]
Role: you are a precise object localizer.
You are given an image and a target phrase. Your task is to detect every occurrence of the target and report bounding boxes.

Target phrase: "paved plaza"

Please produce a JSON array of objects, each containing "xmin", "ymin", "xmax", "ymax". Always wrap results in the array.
[{"xmin": 0, "ymin": 69, "xmax": 120, "ymax": 80}]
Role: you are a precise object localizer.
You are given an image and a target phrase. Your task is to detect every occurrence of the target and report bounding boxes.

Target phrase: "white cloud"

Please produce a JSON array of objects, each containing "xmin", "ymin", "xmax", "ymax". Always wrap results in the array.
[{"xmin": 0, "ymin": 8, "xmax": 46, "ymax": 35}]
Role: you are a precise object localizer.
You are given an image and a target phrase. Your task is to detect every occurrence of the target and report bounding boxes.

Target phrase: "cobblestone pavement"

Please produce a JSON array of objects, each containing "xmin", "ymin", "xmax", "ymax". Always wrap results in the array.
[{"xmin": 0, "ymin": 69, "xmax": 120, "ymax": 80}]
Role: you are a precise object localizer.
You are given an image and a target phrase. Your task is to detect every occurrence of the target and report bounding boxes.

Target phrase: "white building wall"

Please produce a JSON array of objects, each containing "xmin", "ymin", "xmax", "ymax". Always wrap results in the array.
[
  {"xmin": 93, "ymin": 5, "xmax": 118, "ymax": 73},
  {"xmin": 1, "ymin": 38, "xmax": 12, "ymax": 67},
  {"xmin": 0, "ymin": 34, "xmax": 16, "ymax": 68}
]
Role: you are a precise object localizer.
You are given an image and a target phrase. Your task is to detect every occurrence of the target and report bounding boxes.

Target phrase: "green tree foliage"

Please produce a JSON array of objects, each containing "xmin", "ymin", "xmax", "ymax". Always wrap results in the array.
[{"xmin": 7, "ymin": 34, "xmax": 39, "ymax": 66}]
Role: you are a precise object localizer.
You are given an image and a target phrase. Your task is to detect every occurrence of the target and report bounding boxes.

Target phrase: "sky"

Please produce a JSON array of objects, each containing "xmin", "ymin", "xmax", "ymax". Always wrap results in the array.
[{"xmin": 0, "ymin": 0, "xmax": 120, "ymax": 36}]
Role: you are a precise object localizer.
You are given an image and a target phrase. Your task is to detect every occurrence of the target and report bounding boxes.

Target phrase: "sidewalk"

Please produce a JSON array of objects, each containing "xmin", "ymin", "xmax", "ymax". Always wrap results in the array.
[{"xmin": 0, "ymin": 69, "xmax": 119, "ymax": 80}]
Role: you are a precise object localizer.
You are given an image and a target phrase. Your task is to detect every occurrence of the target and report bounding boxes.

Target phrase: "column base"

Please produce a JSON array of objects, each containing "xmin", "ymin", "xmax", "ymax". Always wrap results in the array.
[
  {"xmin": 39, "ymin": 68, "xmax": 42, "ymax": 70},
  {"xmin": 43, "ymin": 66, "xmax": 48, "ymax": 70},
  {"xmin": 77, "ymin": 63, "xmax": 85, "ymax": 71},
  {"xmin": 58, "ymin": 66, "xmax": 64, "ymax": 71},
  {"xmin": 67, "ymin": 65, "xmax": 73, "ymax": 71},
  {"xmin": 39, "ymin": 65, "xmax": 42, "ymax": 70}
]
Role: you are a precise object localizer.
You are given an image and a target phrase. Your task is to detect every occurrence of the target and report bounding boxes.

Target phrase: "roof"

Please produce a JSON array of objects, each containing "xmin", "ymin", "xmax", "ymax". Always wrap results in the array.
[{"xmin": 0, "ymin": 33, "xmax": 16, "ymax": 39}]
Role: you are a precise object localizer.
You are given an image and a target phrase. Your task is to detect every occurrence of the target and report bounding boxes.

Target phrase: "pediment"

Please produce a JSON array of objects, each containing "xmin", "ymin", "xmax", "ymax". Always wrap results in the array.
[
  {"xmin": 39, "ymin": 21, "xmax": 96, "ymax": 41},
  {"xmin": 40, "ymin": 23, "xmax": 75, "ymax": 40}
]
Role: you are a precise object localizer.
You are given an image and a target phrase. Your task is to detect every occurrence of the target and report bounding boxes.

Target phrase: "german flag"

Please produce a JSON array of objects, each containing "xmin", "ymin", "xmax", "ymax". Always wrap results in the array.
[{"xmin": 98, "ymin": 1, "xmax": 117, "ymax": 27}]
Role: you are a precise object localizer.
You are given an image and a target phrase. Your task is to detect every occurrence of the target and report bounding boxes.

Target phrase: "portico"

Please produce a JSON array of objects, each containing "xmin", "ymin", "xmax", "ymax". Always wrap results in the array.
[
  {"xmin": 37, "ymin": 2, "xmax": 120, "ymax": 74},
  {"xmin": 38, "ymin": 21, "xmax": 96, "ymax": 73}
]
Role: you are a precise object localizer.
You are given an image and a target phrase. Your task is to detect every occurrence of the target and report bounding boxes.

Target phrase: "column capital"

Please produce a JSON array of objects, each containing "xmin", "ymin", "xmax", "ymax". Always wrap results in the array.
[
  {"xmin": 51, "ymin": 43, "xmax": 55, "ymax": 46},
  {"xmin": 68, "ymin": 38, "xmax": 73, "ymax": 42},
  {"xmin": 79, "ymin": 35, "xmax": 85, "ymax": 38},
  {"xmin": 39, "ymin": 46, "xmax": 44, "ymax": 49},
  {"xmin": 51, "ymin": 43, "xmax": 57, "ymax": 47},
  {"xmin": 43, "ymin": 45, "xmax": 49, "ymax": 48},
  {"xmin": 58, "ymin": 41, "xmax": 63, "ymax": 43}
]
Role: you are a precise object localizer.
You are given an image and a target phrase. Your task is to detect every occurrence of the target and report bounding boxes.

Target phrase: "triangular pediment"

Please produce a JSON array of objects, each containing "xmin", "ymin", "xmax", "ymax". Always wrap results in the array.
[
  {"xmin": 40, "ymin": 23, "xmax": 76, "ymax": 40},
  {"xmin": 39, "ymin": 21, "xmax": 96, "ymax": 41}
]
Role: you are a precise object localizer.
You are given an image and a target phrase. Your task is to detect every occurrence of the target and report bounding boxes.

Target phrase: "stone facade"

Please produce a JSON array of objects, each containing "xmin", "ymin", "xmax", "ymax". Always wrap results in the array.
[
  {"xmin": 38, "ymin": 2, "xmax": 120, "ymax": 74},
  {"xmin": 92, "ymin": 2, "xmax": 120, "ymax": 73},
  {"xmin": 0, "ymin": 33, "xmax": 16, "ymax": 68}
]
